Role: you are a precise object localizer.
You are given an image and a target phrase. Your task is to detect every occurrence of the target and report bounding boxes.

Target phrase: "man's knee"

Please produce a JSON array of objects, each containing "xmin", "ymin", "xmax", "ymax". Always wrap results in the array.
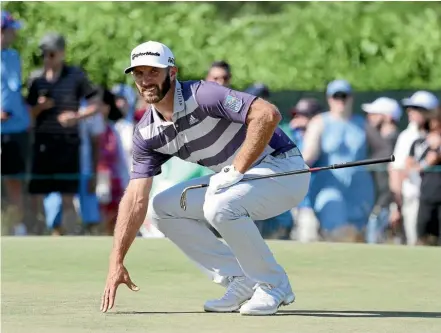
[{"xmin": 203, "ymin": 194, "xmax": 246, "ymax": 226}]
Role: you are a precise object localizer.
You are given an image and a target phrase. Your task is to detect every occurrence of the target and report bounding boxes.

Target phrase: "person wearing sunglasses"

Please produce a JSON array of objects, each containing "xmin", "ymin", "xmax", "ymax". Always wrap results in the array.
[
  {"xmin": 26, "ymin": 32, "xmax": 100, "ymax": 235},
  {"xmin": 301, "ymin": 80, "xmax": 375, "ymax": 242}
]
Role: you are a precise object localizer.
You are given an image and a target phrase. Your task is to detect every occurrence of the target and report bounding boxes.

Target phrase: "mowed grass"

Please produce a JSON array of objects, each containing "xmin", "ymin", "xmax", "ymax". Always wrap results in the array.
[{"xmin": 1, "ymin": 237, "xmax": 440, "ymax": 333}]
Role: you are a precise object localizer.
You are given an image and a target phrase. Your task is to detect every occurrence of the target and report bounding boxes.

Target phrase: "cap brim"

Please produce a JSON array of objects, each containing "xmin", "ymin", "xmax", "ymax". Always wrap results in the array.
[
  {"xmin": 124, "ymin": 62, "xmax": 168, "ymax": 74},
  {"xmin": 361, "ymin": 103, "xmax": 378, "ymax": 113}
]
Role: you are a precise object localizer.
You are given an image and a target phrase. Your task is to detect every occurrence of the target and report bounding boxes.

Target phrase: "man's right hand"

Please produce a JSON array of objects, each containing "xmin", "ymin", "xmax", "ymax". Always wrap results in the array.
[
  {"xmin": 100, "ymin": 262, "xmax": 139, "ymax": 313},
  {"xmin": 1, "ymin": 110, "xmax": 10, "ymax": 121},
  {"xmin": 37, "ymin": 96, "xmax": 55, "ymax": 111}
]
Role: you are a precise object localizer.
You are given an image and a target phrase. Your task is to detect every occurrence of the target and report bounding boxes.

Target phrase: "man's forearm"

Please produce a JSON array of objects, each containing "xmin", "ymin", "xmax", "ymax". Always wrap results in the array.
[
  {"xmin": 233, "ymin": 114, "xmax": 280, "ymax": 173},
  {"xmin": 111, "ymin": 188, "xmax": 149, "ymax": 264}
]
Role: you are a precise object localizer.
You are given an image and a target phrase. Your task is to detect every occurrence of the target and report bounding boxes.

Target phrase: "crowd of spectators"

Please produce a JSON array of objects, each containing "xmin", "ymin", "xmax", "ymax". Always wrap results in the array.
[{"xmin": 1, "ymin": 11, "xmax": 440, "ymax": 245}]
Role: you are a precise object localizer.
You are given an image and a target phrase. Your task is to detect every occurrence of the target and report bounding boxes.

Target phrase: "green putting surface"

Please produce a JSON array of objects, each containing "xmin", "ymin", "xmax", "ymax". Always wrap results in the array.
[{"xmin": 2, "ymin": 237, "xmax": 440, "ymax": 333}]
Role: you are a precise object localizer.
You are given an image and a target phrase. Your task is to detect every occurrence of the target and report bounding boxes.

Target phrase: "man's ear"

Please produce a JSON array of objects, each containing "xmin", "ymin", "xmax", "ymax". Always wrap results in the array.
[{"xmin": 169, "ymin": 66, "xmax": 178, "ymax": 80}]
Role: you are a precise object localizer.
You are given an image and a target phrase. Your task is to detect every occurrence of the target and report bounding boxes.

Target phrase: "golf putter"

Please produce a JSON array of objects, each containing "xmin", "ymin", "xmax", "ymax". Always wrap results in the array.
[{"xmin": 179, "ymin": 155, "xmax": 395, "ymax": 211}]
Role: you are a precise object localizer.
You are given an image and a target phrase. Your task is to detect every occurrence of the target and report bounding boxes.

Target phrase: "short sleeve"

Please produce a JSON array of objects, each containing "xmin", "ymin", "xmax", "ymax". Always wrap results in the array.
[
  {"xmin": 194, "ymin": 81, "xmax": 258, "ymax": 124},
  {"xmin": 26, "ymin": 78, "xmax": 39, "ymax": 106},
  {"xmin": 76, "ymin": 69, "xmax": 98, "ymax": 100},
  {"xmin": 130, "ymin": 127, "xmax": 172, "ymax": 179}
]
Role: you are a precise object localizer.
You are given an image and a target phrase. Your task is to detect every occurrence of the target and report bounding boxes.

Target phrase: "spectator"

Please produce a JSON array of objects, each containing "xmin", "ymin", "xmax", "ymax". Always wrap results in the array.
[
  {"xmin": 288, "ymin": 98, "xmax": 323, "ymax": 242},
  {"xmin": 389, "ymin": 91, "xmax": 439, "ymax": 245},
  {"xmin": 362, "ymin": 97, "xmax": 402, "ymax": 243},
  {"xmin": 1, "ymin": 11, "xmax": 30, "ymax": 235},
  {"xmin": 111, "ymin": 84, "xmax": 137, "ymax": 172},
  {"xmin": 205, "ymin": 60, "xmax": 232, "ymax": 87},
  {"xmin": 112, "ymin": 83, "xmax": 137, "ymax": 122},
  {"xmin": 302, "ymin": 80, "xmax": 375, "ymax": 242},
  {"xmin": 133, "ymin": 95, "xmax": 149, "ymax": 123},
  {"xmin": 26, "ymin": 32, "xmax": 99, "ymax": 235},
  {"xmin": 42, "ymin": 99, "xmax": 105, "ymax": 235},
  {"xmin": 407, "ymin": 106, "xmax": 441, "ymax": 245},
  {"xmin": 95, "ymin": 88, "xmax": 129, "ymax": 235}
]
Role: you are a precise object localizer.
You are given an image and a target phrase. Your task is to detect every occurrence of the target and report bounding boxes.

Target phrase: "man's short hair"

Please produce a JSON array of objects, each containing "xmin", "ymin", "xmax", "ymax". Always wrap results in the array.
[{"xmin": 209, "ymin": 60, "xmax": 231, "ymax": 76}]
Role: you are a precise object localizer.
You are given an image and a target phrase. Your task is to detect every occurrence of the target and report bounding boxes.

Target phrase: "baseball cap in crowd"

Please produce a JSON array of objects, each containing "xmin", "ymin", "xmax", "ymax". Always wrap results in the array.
[
  {"xmin": 401, "ymin": 91, "xmax": 439, "ymax": 111},
  {"xmin": 326, "ymin": 79, "xmax": 352, "ymax": 96},
  {"xmin": 244, "ymin": 83, "xmax": 270, "ymax": 98},
  {"xmin": 362, "ymin": 97, "xmax": 402, "ymax": 121},
  {"xmin": 1, "ymin": 11, "xmax": 21, "ymax": 30},
  {"xmin": 39, "ymin": 33, "xmax": 66, "ymax": 51},
  {"xmin": 291, "ymin": 98, "xmax": 323, "ymax": 118},
  {"xmin": 124, "ymin": 41, "xmax": 175, "ymax": 74}
]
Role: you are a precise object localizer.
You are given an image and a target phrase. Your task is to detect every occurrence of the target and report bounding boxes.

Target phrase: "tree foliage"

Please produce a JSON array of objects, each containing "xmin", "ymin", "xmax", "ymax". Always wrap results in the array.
[{"xmin": 4, "ymin": 1, "xmax": 441, "ymax": 91}]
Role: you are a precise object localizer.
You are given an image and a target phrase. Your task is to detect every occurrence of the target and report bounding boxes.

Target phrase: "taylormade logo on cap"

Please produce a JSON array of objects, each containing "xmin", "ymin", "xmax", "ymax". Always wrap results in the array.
[
  {"xmin": 124, "ymin": 41, "xmax": 175, "ymax": 74},
  {"xmin": 132, "ymin": 51, "xmax": 160, "ymax": 60}
]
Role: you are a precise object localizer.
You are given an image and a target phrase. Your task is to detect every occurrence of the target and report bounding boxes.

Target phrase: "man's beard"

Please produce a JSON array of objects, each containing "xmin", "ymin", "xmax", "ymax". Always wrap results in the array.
[{"xmin": 140, "ymin": 75, "xmax": 172, "ymax": 104}]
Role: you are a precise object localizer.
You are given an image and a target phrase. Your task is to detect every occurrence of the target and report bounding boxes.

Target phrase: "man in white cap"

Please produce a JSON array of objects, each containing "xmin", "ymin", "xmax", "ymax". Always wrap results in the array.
[
  {"xmin": 389, "ymin": 91, "xmax": 440, "ymax": 245},
  {"xmin": 362, "ymin": 97, "xmax": 402, "ymax": 243},
  {"xmin": 100, "ymin": 41, "xmax": 309, "ymax": 315}
]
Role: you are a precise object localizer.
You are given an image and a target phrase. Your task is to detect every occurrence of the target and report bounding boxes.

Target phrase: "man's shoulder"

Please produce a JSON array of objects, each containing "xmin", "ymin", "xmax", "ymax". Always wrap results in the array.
[{"xmin": 180, "ymin": 79, "xmax": 203, "ymax": 94}]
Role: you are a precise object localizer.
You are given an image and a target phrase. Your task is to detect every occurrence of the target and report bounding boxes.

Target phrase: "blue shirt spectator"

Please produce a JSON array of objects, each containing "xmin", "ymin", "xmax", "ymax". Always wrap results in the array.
[{"xmin": 1, "ymin": 12, "xmax": 29, "ymax": 134}]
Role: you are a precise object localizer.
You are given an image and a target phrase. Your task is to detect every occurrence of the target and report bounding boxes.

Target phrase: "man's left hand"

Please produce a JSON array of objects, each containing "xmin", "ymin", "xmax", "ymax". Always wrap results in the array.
[
  {"xmin": 58, "ymin": 111, "xmax": 78, "ymax": 127},
  {"xmin": 207, "ymin": 165, "xmax": 244, "ymax": 195}
]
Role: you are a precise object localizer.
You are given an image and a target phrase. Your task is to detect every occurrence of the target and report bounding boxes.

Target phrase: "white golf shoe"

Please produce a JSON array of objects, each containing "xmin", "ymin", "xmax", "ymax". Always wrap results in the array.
[
  {"xmin": 204, "ymin": 276, "xmax": 255, "ymax": 312},
  {"xmin": 240, "ymin": 278, "xmax": 295, "ymax": 316}
]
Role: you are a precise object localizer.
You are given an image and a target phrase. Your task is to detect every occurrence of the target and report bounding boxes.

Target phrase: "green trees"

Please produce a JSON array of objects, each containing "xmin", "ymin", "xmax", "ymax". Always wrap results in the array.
[{"xmin": 5, "ymin": 1, "xmax": 441, "ymax": 91}]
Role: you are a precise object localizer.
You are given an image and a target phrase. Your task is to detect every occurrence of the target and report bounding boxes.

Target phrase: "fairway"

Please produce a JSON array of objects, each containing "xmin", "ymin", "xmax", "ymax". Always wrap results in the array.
[{"xmin": 1, "ymin": 238, "xmax": 440, "ymax": 333}]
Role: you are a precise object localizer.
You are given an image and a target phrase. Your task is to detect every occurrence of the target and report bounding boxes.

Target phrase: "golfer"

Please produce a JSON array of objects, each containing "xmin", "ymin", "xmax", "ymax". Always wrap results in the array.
[{"xmin": 101, "ymin": 41, "xmax": 310, "ymax": 316}]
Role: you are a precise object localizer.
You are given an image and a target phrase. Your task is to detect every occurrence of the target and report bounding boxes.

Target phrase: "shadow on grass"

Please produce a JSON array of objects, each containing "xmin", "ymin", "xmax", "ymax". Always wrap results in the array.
[
  {"xmin": 277, "ymin": 310, "xmax": 441, "ymax": 318},
  {"xmin": 112, "ymin": 310, "xmax": 441, "ymax": 318}
]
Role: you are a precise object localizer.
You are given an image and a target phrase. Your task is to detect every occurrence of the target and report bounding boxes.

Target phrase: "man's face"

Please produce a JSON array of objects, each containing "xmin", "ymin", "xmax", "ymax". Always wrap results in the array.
[
  {"xmin": 42, "ymin": 49, "xmax": 65, "ymax": 68},
  {"xmin": 367, "ymin": 113, "xmax": 385, "ymax": 127},
  {"xmin": 132, "ymin": 66, "xmax": 176, "ymax": 104},
  {"xmin": 1, "ymin": 27, "xmax": 17, "ymax": 47},
  {"xmin": 115, "ymin": 97, "xmax": 129, "ymax": 115},
  {"xmin": 407, "ymin": 107, "xmax": 427, "ymax": 126},
  {"xmin": 290, "ymin": 114, "xmax": 310, "ymax": 130},
  {"xmin": 206, "ymin": 67, "xmax": 230, "ymax": 87},
  {"xmin": 328, "ymin": 92, "xmax": 353, "ymax": 113}
]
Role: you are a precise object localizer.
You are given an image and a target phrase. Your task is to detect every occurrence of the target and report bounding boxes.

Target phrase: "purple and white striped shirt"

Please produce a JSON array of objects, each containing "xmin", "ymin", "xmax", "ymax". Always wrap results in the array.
[{"xmin": 131, "ymin": 80, "xmax": 296, "ymax": 179}]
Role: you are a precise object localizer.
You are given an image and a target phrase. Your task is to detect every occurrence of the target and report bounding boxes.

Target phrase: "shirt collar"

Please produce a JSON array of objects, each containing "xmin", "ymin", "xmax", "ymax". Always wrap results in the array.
[{"xmin": 152, "ymin": 80, "xmax": 185, "ymax": 128}]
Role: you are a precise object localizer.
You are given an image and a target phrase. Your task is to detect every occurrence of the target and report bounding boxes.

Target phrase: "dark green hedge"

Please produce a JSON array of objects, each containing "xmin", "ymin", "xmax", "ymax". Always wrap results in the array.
[{"xmin": 4, "ymin": 1, "xmax": 441, "ymax": 91}]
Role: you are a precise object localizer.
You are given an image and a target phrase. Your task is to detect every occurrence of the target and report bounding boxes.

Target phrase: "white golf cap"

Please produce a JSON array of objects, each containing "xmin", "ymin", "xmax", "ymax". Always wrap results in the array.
[
  {"xmin": 124, "ymin": 41, "xmax": 175, "ymax": 74},
  {"xmin": 401, "ymin": 91, "xmax": 439, "ymax": 110},
  {"xmin": 362, "ymin": 97, "xmax": 402, "ymax": 121}
]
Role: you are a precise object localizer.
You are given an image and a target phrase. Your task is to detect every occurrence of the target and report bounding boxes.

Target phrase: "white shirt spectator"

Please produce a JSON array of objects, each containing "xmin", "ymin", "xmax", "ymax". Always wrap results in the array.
[{"xmin": 391, "ymin": 122, "xmax": 425, "ymax": 199}]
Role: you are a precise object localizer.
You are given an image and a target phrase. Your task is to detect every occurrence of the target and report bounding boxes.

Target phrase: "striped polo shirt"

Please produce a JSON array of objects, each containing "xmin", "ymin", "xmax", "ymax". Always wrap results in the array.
[
  {"xmin": 131, "ymin": 80, "xmax": 297, "ymax": 179},
  {"xmin": 26, "ymin": 65, "xmax": 97, "ymax": 136}
]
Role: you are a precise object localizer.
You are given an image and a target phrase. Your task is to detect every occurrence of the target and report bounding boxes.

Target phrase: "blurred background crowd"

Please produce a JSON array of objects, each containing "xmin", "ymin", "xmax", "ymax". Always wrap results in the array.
[{"xmin": 1, "ymin": 2, "xmax": 440, "ymax": 246}]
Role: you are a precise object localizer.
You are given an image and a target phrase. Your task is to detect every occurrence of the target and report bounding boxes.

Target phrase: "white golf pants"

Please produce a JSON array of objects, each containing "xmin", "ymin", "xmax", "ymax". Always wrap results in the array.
[{"xmin": 150, "ymin": 150, "xmax": 310, "ymax": 287}]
